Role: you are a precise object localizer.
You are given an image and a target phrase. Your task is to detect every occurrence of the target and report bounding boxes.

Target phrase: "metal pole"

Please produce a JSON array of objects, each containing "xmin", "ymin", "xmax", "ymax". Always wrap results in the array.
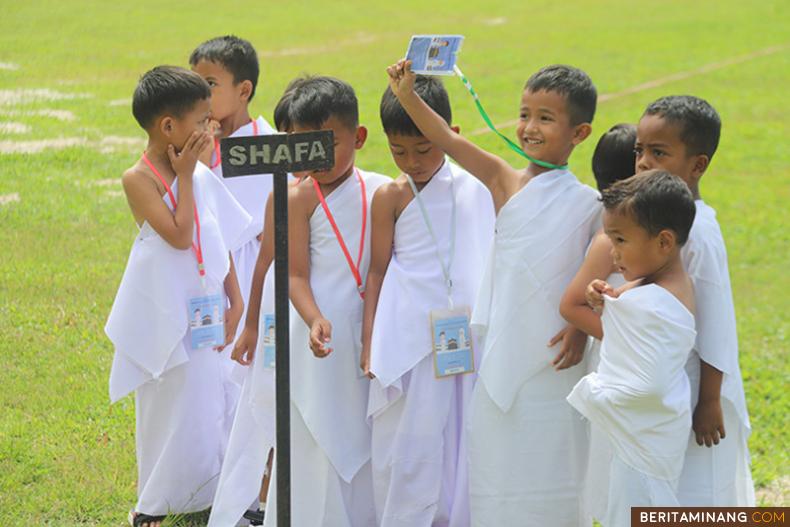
[{"xmin": 273, "ymin": 170, "xmax": 291, "ymax": 527}]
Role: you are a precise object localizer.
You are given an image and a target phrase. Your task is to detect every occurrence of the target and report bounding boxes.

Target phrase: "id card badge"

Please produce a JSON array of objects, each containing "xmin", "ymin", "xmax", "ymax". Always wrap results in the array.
[
  {"xmin": 187, "ymin": 283, "xmax": 225, "ymax": 350},
  {"xmin": 406, "ymin": 35, "xmax": 464, "ymax": 75},
  {"xmin": 431, "ymin": 306, "xmax": 474, "ymax": 377},
  {"xmin": 261, "ymin": 313, "xmax": 276, "ymax": 369}
]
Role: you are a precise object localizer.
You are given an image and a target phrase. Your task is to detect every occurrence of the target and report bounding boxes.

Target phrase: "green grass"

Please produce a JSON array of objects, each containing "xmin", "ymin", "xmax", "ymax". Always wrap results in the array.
[{"xmin": 0, "ymin": 0, "xmax": 788, "ymax": 524}]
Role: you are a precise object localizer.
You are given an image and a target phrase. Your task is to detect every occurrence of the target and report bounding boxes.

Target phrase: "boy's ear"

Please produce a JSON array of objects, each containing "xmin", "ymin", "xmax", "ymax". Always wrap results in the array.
[
  {"xmin": 657, "ymin": 229, "xmax": 677, "ymax": 251},
  {"xmin": 159, "ymin": 116, "xmax": 174, "ymax": 137},
  {"xmin": 450, "ymin": 125, "xmax": 461, "ymax": 134},
  {"xmin": 690, "ymin": 154, "xmax": 710, "ymax": 179},
  {"xmin": 238, "ymin": 80, "xmax": 253, "ymax": 102},
  {"xmin": 571, "ymin": 123, "xmax": 592, "ymax": 145},
  {"xmin": 354, "ymin": 125, "xmax": 368, "ymax": 149}
]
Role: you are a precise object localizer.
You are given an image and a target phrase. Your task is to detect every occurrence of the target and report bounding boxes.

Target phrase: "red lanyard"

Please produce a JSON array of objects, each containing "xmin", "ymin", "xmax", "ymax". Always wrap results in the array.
[
  {"xmin": 210, "ymin": 119, "xmax": 259, "ymax": 169},
  {"xmin": 141, "ymin": 152, "xmax": 205, "ymax": 277},
  {"xmin": 312, "ymin": 169, "xmax": 367, "ymax": 299}
]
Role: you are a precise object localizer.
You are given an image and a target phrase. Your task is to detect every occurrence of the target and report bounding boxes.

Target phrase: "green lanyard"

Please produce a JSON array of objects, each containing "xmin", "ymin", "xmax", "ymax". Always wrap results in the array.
[{"xmin": 453, "ymin": 65, "xmax": 568, "ymax": 171}]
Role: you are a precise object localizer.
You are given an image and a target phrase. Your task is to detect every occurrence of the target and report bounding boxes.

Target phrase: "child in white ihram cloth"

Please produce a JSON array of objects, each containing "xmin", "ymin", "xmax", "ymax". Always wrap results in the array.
[
  {"xmin": 387, "ymin": 60, "xmax": 601, "ymax": 526},
  {"xmin": 558, "ymin": 123, "xmax": 636, "ymax": 525},
  {"xmin": 105, "ymin": 66, "xmax": 250, "ymax": 527},
  {"xmin": 567, "ymin": 170, "xmax": 698, "ymax": 526},
  {"xmin": 635, "ymin": 95, "xmax": 754, "ymax": 506},
  {"xmin": 262, "ymin": 76, "xmax": 389, "ymax": 527},
  {"xmin": 208, "ymin": 83, "xmax": 304, "ymax": 527},
  {"xmin": 361, "ymin": 76, "xmax": 494, "ymax": 527}
]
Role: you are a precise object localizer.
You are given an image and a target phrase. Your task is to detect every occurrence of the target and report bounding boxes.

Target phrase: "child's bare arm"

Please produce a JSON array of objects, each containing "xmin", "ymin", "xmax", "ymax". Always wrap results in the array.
[
  {"xmin": 232, "ymin": 193, "xmax": 275, "ymax": 365},
  {"xmin": 288, "ymin": 183, "xmax": 332, "ymax": 357},
  {"xmin": 559, "ymin": 232, "xmax": 615, "ymax": 340},
  {"xmin": 361, "ymin": 185, "xmax": 398, "ymax": 378},
  {"xmin": 122, "ymin": 131, "xmax": 211, "ymax": 249},
  {"xmin": 221, "ymin": 256, "xmax": 244, "ymax": 350},
  {"xmin": 387, "ymin": 60, "xmax": 519, "ymax": 209},
  {"xmin": 693, "ymin": 361, "xmax": 726, "ymax": 447}
]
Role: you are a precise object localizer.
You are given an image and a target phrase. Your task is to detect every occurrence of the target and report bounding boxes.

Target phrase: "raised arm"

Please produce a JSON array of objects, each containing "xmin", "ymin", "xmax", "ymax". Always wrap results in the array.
[
  {"xmin": 387, "ymin": 60, "xmax": 518, "ymax": 208},
  {"xmin": 361, "ymin": 185, "xmax": 398, "ymax": 377},
  {"xmin": 123, "ymin": 131, "xmax": 211, "ymax": 249}
]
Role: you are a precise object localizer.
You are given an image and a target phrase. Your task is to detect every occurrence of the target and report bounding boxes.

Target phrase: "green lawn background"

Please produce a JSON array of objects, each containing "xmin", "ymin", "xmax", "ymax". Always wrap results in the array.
[{"xmin": 0, "ymin": 1, "xmax": 788, "ymax": 524}]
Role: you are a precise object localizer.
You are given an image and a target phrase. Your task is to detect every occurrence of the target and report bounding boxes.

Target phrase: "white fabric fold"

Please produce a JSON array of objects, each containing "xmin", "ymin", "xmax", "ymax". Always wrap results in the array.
[
  {"xmin": 369, "ymin": 161, "xmax": 494, "ymax": 393},
  {"xmin": 106, "ymin": 162, "xmax": 251, "ymax": 402},
  {"xmin": 290, "ymin": 169, "xmax": 390, "ymax": 483},
  {"xmin": 567, "ymin": 284, "xmax": 696, "ymax": 481},
  {"xmin": 471, "ymin": 170, "xmax": 602, "ymax": 412}
]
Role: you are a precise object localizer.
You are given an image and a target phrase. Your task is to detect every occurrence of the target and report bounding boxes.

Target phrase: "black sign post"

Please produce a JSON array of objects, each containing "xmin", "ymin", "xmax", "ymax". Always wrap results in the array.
[{"xmin": 221, "ymin": 130, "xmax": 334, "ymax": 527}]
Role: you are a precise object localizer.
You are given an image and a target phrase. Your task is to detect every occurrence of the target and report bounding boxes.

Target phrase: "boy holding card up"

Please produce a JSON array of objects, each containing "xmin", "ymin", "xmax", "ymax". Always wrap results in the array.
[
  {"xmin": 361, "ymin": 76, "xmax": 494, "ymax": 526},
  {"xmin": 387, "ymin": 59, "xmax": 600, "ymax": 526}
]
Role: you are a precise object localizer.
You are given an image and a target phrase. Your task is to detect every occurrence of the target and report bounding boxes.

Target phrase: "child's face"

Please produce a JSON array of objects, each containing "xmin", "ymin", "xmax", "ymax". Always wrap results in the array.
[
  {"xmin": 192, "ymin": 60, "xmax": 250, "ymax": 124},
  {"xmin": 167, "ymin": 98, "xmax": 212, "ymax": 151},
  {"xmin": 293, "ymin": 115, "xmax": 366, "ymax": 185},
  {"xmin": 386, "ymin": 133, "xmax": 446, "ymax": 183},
  {"xmin": 635, "ymin": 114, "xmax": 703, "ymax": 191},
  {"xmin": 603, "ymin": 208, "xmax": 672, "ymax": 282},
  {"xmin": 516, "ymin": 89, "xmax": 589, "ymax": 166}
]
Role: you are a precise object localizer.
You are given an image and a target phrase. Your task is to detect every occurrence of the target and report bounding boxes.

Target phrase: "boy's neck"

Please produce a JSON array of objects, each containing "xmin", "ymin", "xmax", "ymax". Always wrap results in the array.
[
  {"xmin": 643, "ymin": 252, "xmax": 685, "ymax": 287},
  {"xmin": 316, "ymin": 165, "xmax": 355, "ymax": 195},
  {"xmin": 408, "ymin": 159, "xmax": 446, "ymax": 191},
  {"xmin": 143, "ymin": 139, "xmax": 174, "ymax": 177},
  {"xmin": 219, "ymin": 108, "xmax": 254, "ymax": 139},
  {"xmin": 526, "ymin": 161, "xmax": 561, "ymax": 178}
]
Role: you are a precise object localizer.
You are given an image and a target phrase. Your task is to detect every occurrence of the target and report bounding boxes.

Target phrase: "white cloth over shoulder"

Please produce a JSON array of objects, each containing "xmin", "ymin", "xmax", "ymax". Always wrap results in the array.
[
  {"xmin": 472, "ymin": 169, "xmax": 602, "ymax": 411},
  {"xmin": 567, "ymin": 284, "xmax": 696, "ymax": 481},
  {"xmin": 211, "ymin": 116, "xmax": 278, "ymax": 248},
  {"xmin": 369, "ymin": 161, "xmax": 495, "ymax": 392},
  {"xmin": 106, "ymin": 162, "xmax": 251, "ymax": 402},
  {"xmin": 207, "ymin": 264, "xmax": 278, "ymax": 527},
  {"xmin": 677, "ymin": 199, "xmax": 754, "ymax": 506},
  {"xmin": 290, "ymin": 169, "xmax": 390, "ymax": 483},
  {"xmin": 681, "ymin": 200, "xmax": 749, "ymax": 429}
]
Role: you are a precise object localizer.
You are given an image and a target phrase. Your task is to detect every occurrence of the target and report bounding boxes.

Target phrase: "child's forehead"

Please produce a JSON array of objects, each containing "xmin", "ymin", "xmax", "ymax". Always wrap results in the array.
[
  {"xmin": 294, "ymin": 114, "xmax": 356, "ymax": 135},
  {"xmin": 386, "ymin": 132, "xmax": 431, "ymax": 146},
  {"xmin": 637, "ymin": 114, "xmax": 684, "ymax": 142},
  {"xmin": 520, "ymin": 88, "xmax": 569, "ymax": 112},
  {"xmin": 192, "ymin": 58, "xmax": 233, "ymax": 77}
]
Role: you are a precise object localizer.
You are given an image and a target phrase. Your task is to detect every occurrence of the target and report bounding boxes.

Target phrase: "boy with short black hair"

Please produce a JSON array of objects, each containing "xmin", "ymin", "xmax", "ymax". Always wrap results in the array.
[
  {"xmin": 262, "ymin": 76, "xmax": 390, "ymax": 527},
  {"xmin": 207, "ymin": 83, "xmax": 304, "ymax": 526},
  {"xmin": 558, "ymin": 122, "xmax": 636, "ymax": 524},
  {"xmin": 189, "ymin": 35, "xmax": 281, "ymax": 456},
  {"xmin": 387, "ymin": 61, "xmax": 601, "ymax": 525},
  {"xmin": 362, "ymin": 76, "xmax": 494, "ymax": 526},
  {"xmin": 635, "ymin": 95, "xmax": 754, "ymax": 506},
  {"xmin": 568, "ymin": 169, "xmax": 697, "ymax": 526},
  {"xmin": 106, "ymin": 66, "xmax": 250, "ymax": 527}
]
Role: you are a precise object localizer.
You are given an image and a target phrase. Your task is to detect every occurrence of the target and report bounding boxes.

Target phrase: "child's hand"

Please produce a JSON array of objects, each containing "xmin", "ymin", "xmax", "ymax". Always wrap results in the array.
[
  {"xmin": 360, "ymin": 345, "xmax": 375, "ymax": 379},
  {"xmin": 386, "ymin": 59, "xmax": 417, "ymax": 99},
  {"xmin": 693, "ymin": 398, "xmax": 726, "ymax": 447},
  {"xmin": 231, "ymin": 326, "xmax": 258, "ymax": 365},
  {"xmin": 309, "ymin": 318, "xmax": 333, "ymax": 358},
  {"xmin": 585, "ymin": 279, "xmax": 616, "ymax": 313},
  {"xmin": 198, "ymin": 120, "xmax": 221, "ymax": 166},
  {"xmin": 168, "ymin": 131, "xmax": 211, "ymax": 178},
  {"xmin": 549, "ymin": 325, "xmax": 588, "ymax": 371},
  {"xmin": 218, "ymin": 303, "xmax": 243, "ymax": 352}
]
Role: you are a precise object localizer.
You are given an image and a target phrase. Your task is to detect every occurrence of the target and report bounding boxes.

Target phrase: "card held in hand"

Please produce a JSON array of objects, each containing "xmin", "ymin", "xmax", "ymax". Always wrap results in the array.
[{"xmin": 406, "ymin": 35, "xmax": 464, "ymax": 75}]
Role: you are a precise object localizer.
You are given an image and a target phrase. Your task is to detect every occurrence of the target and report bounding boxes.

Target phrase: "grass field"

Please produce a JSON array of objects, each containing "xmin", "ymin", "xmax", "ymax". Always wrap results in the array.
[{"xmin": 0, "ymin": 0, "xmax": 788, "ymax": 524}]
